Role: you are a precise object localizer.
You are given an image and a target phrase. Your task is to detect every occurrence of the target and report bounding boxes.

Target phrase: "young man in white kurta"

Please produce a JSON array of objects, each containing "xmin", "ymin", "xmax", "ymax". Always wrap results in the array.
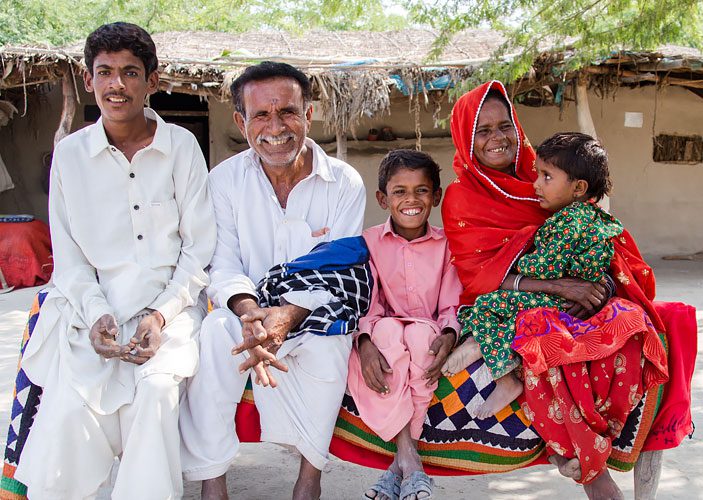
[
  {"xmin": 179, "ymin": 64, "xmax": 365, "ymax": 498},
  {"xmin": 15, "ymin": 23, "xmax": 216, "ymax": 500}
]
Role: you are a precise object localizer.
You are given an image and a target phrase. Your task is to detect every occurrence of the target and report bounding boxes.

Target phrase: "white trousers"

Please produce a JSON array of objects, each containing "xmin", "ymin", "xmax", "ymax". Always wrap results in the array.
[
  {"xmin": 179, "ymin": 307, "xmax": 352, "ymax": 481},
  {"xmin": 15, "ymin": 366, "xmax": 182, "ymax": 500}
]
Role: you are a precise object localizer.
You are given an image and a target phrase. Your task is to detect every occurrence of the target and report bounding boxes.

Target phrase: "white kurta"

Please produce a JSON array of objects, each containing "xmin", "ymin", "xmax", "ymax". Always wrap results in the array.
[
  {"xmin": 180, "ymin": 138, "xmax": 365, "ymax": 479},
  {"xmin": 16, "ymin": 108, "xmax": 216, "ymax": 499}
]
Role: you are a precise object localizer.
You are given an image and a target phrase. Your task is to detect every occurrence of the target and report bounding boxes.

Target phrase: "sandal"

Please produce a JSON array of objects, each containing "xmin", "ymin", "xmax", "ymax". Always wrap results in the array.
[
  {"xmin": 400, "ymin": 470, "xmax": 434, "ymax": 500},
  {"xmin": 364, "ymin": 469, "xmax": 402, "ymax": 500}
]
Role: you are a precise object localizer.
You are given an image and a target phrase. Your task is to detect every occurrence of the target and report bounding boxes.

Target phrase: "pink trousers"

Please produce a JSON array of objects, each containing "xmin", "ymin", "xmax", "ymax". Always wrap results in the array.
[{"xmin": 347, "ymin": 317, "xmax": 440, "ymax": 442}]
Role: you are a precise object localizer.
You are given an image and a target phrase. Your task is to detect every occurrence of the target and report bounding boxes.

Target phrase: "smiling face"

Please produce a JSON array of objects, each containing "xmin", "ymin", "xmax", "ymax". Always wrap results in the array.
[
  {"xmin": 533, "ymin": 157, "xmax": 588, "ymax": 212},
  {"xmin": 234, "ymin": 76, "xmax": 312, "ymax": 170},
  {"xmin": 83, "ymin": 49, "xmax": 158, "ymax": 127},
  {"xmin": 376, "ymin": 167, "xmax": 441, "ymax": 241},
  {"xmin": 472, "ymin": 97, "xmax": 518, "ymax": 173}
]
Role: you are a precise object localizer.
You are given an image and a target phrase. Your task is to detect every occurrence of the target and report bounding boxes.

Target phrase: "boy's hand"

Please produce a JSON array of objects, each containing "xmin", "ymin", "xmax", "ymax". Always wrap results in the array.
[
  {"xmin": 358, "ymin": 334, "xmax": 393, "ymax": 394},
  {"xmin": 122, "ymin": 311, "xmax": 164, "ymax": 365},
  {"xmin": 423, "ymin": 330, "xmax": 456, "ymax": 385},
  {"xmin": 89, "ymin": 314, "xmax": 126, "ymax": 359}
]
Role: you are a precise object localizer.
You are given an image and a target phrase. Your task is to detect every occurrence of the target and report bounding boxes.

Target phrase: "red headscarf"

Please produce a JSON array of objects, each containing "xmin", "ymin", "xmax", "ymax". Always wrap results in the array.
[
  {"xmin": 442, "ymin": 81, "xmax": 550, "ymax": 305},
  {"xmin": 442, "ymin": 81, "xmax": 661, "ymax": 330}
]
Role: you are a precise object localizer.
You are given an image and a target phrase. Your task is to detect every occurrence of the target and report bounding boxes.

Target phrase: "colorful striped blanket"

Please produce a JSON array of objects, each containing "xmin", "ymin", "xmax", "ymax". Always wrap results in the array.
[{"xmin": 3, "ymin": 292, "xmax": 690, "ymax": 498}]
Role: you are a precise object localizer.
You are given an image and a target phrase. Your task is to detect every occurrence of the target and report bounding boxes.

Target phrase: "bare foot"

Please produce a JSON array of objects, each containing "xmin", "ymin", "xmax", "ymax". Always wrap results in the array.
[
  {"xmin": 201, "ymin": 475, "xmax": 228, "ymax": 500},
  {"xmin": 442, "ymin": 337, "xmax": 481, "ymax": 376},
  {"xmin": 548, "ymin": 454, "xmax": 582, "ymax": 480},
  {"xmin": 475, "ymin": 372, "xmax": 523, "ymax": 419},
  {"xmin": 583, "ymin": 470, "xmax": 624, "ymax": 500}
]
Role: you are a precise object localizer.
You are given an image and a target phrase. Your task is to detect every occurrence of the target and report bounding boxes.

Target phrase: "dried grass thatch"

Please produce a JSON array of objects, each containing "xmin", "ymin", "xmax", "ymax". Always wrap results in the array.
[{"xmin": 2, "ymin": 29, "xmax": 703, "ymax": 135}]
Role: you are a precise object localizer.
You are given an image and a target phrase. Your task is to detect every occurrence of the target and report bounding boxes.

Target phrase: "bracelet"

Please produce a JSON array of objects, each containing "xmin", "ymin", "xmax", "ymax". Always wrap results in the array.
[{"xmin": 513, "ymin": 274, "xmax": 524, "ymax": 292}]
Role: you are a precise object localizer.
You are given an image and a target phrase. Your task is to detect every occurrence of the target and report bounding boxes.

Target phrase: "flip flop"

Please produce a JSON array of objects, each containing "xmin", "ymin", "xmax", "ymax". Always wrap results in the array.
[
  {"xmin": 364, "ymin": 469, "xmax": 402, "ymax": 500},
  {"xmin": 400, "ymin": 470, "xmax": 434, "ymax": 500}
]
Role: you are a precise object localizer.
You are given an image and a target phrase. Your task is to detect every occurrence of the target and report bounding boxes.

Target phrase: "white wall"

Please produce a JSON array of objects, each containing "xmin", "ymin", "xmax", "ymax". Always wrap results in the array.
[{"xmin": 517, "ymin": 86, "xmax": 703, "ymax": 255}]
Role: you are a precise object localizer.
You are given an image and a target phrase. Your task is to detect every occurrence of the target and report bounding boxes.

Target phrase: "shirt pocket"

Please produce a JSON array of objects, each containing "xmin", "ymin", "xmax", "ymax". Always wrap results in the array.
[{"xmin": 149, "ymin": 198, "xmax": 181, "ymax": 266}]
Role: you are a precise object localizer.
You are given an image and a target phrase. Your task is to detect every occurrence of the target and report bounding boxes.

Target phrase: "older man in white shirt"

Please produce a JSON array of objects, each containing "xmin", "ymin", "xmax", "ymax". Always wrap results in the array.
[
  {"xmin": 179, "ymin": 62, "xmax": 365, "ymax": 499},
  {"xmin": 15, "ymin": 23, "xmax": 216, "ymax": 499}
]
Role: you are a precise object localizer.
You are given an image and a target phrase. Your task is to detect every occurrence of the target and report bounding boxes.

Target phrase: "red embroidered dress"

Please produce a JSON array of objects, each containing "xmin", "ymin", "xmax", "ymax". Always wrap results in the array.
[{"xmin": 443, "ymin": 81, "xmax": 670, "ymax": 484}]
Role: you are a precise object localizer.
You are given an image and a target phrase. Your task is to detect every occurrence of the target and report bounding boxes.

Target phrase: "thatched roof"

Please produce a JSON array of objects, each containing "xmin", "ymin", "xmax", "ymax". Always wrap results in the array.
[
  {"xmin": 2, "ymin": 29, "xmax": 702, "ymax": 133},
  {"xmin": 0, "ymin": 29, "xmax": 504, "ymax": 95}
]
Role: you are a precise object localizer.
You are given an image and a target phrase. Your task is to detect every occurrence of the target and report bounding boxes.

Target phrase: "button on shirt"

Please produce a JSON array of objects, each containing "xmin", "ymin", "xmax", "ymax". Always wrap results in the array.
[
  {"xmin": 359, "ymin": 219, "xmax": 462, "ymax": 337},
  {"xmin": 48, "ymin": 108, "xmax": 216, "ymax": 327},
  {"xmin": 208, "ymin": 138, "xmax": 366, "ymax": 309}
]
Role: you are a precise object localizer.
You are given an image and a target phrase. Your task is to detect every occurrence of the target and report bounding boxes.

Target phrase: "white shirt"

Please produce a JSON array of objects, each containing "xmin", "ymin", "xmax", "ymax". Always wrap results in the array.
[
  {"xmin": 208, "ymin": 138, "xmax": 366, "ymax": 309},
  {"xmin": 22, "ymin": 109, "xmax": 216, "ymax": 414},
  {"xmin": 49, "ymin": 108, "xmax": 216, "ymax": 327}
]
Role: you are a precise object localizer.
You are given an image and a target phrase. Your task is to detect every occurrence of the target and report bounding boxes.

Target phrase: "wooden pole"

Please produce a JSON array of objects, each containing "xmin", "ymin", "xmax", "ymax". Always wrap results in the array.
[
  {"xmin": 575, "ymin": 74, "xmax": 609, "ymax": 211},
  {"xmin": 336, "ymin": 129, "xmax": 347, "ymax": 162},
  {"xmin": 53, "ymin": 63, "xmax": 77, "ymax": 147},
  {"xmin": 575, "ymin": 75, "xmax": 597, "ymax": 138}
]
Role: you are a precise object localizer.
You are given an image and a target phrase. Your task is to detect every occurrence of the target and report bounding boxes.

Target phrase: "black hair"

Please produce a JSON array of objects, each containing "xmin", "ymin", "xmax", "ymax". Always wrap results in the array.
[
  {"xmin": 483, "ymin": 88, "xmax": 512, "ymax": 115},
  {"xmin": 378, "ymin": 149, "xmax": 441, "ymax": 194},
  {"xmin": 536, "ymin": 132, "xmax": 612, "ymax": 201},
  {"xmin": 230, "ymin": 61, "xmax": 313, "ymax": 116},
  {"xmin": 84, "ymin": 22, "xmax": 158, "ymax": 78}
]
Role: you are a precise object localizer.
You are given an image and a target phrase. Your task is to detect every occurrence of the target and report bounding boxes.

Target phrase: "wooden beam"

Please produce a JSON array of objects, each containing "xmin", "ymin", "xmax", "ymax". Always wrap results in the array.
[
  {"xmin": 575, "ymin": 74, "xmax": 610, "ymax": 211},
  {"xmin": 665, "ymin": 77, "xmax": 703, "ymax": 89},
  {"xmin": 336, "ymin": 130, "xmax": 348, "ymax": 161},
  {"xmin": 53, "ymin": 63, "xmax": 77, "ymax": 147},
  {"xmin": 575, "ymin": 76, "xmax": 597, "ymax": 139}
]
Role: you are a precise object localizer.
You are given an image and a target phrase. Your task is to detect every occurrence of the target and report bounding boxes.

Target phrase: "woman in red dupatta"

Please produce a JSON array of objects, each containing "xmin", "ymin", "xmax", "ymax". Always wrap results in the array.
[{"xmin": 441, "ymin": 81, "xmax": 672, "ymax": 498}]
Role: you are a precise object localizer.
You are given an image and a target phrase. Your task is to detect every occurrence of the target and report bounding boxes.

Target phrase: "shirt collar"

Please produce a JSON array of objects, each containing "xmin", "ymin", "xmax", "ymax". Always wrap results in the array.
[
  {"xmin": 244, "ymin": 137, "xmax": 336, "ymax": 182},
  {"xmin": 87, "ymin": 107, "xmax": 171, "ymax": 158},
  {"xmin": 380, "ymin": 216, "xmax": 443, "ymax": 242}
]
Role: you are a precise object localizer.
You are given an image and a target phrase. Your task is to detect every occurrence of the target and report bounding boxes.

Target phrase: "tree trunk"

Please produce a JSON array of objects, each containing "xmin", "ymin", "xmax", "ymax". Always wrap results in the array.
[
  {"xmin": 336, "ymin": 129, "xmax": 347, "ymax": 162},
  {"xmin": 54, "ymin": 64, "xmax": 77, "ymax": 147},
  {"xmin": 575, "ymin": 75, "xmax": 609, "ymax": 211}
]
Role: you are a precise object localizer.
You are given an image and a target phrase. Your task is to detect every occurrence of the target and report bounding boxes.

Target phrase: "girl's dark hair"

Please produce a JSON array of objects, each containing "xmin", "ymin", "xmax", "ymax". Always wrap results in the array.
[
  {"xmin": 536, "ymin": 132, "xmax": 612, "ymax": 201},
  {"xmin": 230, "ymin": 61, "xmax": 313, "ymax": 116},
  {"xmin": 84, "ymin": 22, "xmax": 158, "ymax": 77},
  {"xmin": 378, "ymin": 149, "xmax": 441, "ymax": 194}
]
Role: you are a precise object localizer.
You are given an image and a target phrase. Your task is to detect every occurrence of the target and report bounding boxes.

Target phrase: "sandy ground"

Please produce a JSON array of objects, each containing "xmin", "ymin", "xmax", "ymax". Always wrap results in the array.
[{"xmin": 0, "ymin": 256, "xmax": 701, "ymax": 499}]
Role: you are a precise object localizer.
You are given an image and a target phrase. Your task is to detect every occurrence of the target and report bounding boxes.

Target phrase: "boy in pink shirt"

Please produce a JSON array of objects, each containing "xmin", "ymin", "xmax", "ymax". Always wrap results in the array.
[{"xmin": 347, "ymin": 149, "xmax": 462, "ymax": 500}]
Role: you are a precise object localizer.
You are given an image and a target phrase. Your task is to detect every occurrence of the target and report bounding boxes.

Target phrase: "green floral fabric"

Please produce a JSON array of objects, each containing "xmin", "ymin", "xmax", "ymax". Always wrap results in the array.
[{"xmin": 458, "ymin": 202, "xmax": 623, "ymax": 379}]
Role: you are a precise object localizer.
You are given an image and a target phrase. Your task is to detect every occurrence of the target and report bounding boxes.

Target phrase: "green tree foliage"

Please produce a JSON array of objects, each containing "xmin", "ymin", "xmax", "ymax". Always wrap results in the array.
[
  {"xmin": 408, "ymin": 0, "xmax": 703, "ymax": 85},
  {"xmin": 1, "ymin": 0, "xmax": 408, "ymax": 46}
]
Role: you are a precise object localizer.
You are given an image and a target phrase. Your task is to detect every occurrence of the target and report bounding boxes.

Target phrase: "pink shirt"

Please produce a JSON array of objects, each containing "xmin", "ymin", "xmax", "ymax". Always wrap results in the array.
[{"xmin": 359, "ymin": 219, "xmax": 463, "ymax": 338}]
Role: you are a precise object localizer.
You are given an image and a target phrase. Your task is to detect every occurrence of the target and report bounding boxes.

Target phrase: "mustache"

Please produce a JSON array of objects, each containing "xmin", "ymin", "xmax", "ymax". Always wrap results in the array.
[{"xmin": 256, "ymin": 132, "xmax": 295, "ymax": 145}]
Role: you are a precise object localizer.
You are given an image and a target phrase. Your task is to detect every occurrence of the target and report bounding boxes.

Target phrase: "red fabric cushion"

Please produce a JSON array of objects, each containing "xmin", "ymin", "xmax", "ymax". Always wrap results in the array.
[{"xmin": 0, "ymin": 220, "xmax": 52, "ymax": 289}]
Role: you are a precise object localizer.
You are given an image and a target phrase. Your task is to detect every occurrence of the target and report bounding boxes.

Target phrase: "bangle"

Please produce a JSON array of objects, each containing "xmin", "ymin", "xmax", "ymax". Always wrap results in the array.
[{"xmin": 513, "ymin": 274, "xmax": 524, "ymax": 292}]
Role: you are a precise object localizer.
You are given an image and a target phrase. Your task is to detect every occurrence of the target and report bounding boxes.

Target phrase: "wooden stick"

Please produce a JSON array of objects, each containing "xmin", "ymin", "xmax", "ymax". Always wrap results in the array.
[
  {"xmin": 53, "ymin": 63, "xmax": 77, "ymax": 147},
  {"xmin": 575, "ymin": 75, "xmax": 597, "ymax": 138},
  {"xmin": 336, "ymin": 129, "xmax": 348, "ymax": 161}
]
